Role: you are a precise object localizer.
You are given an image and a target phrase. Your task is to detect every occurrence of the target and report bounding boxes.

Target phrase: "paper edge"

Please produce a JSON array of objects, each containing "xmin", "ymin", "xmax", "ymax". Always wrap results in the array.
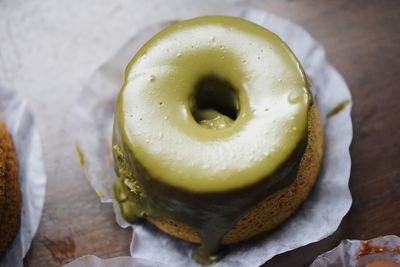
[{"xmin": 310, "ymin": 235, "xmax": 400, "ymax": 267}]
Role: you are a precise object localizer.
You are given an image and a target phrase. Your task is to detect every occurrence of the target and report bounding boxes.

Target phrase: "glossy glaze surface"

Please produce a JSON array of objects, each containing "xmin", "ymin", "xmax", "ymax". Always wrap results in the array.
[{"xmin": 116, "ymin": 16, "xmax": 311, "ymax": 193}]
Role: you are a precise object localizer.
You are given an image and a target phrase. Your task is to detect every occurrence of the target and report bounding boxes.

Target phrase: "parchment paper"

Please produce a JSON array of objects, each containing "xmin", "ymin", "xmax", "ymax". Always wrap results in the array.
[
  {"xmin": 71, "ymin": 7, "xmax": 353, "ymax": 267},
  {"xmin": 0, "ymin": 87, "xmax": 47, "ymax": 267},
  {"xmin": 311, "ymin": 235, "xmax": 400, "ymax": 267}
]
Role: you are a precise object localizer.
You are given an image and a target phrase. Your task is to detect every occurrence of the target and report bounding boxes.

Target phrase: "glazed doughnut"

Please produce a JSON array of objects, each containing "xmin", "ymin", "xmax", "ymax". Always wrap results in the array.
[{"xmin": 113, "ymin": 16, "xmax": 323, "ymax": 264}]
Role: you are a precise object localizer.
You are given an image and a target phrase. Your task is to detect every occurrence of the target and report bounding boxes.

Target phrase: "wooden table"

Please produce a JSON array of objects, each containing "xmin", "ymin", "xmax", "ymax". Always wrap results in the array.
[{"xmin": 2, "ymin": 0, "xmax": 398, "ymax": 266}]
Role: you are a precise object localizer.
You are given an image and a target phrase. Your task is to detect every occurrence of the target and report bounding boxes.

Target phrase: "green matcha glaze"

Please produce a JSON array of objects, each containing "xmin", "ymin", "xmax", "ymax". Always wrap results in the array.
[
  {"xmin": 194, "ymin": 109, "xmax": 234, "ymax": 130},
  {"xmin": 327, "ymin": 99, "xmax": 350, "ymax": 118},
  {"xmin": 113, "ymin": 16, "xmax": 312, "ymax": 264}
]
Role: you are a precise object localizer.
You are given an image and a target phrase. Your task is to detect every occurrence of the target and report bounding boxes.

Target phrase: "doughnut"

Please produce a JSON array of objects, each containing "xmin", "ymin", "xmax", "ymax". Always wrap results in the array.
[
  {"xmin": 0, "ymin": 120, "xmax": 21, "ymax": 256},
  {"xmin": 113, "ymin": 16, "xmax": 323, "ymax": 264}
]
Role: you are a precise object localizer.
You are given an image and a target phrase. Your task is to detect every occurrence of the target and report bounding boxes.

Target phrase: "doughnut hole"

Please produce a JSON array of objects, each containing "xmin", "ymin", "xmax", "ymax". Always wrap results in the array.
[{"xmin": 191, "ymin": 76, "xmax": 240, "ymax": 130}]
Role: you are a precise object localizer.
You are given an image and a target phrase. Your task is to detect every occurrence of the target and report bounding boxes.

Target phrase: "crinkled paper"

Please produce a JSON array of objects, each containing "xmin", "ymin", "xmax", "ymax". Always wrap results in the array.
[{"xmin": 71, "ymin": 7, "xmax": 353, "ymax": 267}]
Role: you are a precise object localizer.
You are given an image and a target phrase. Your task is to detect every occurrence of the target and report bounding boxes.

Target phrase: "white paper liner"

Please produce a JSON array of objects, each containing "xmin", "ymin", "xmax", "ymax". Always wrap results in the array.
[
  {"xmin": 0, "ymin": 87, "xmax": 47, "ymax": 267},
  {"xmin": 311, "ymin": 235, "xmax": 400, "ymax": 267},
  {"xmin": 64, "ymin": 255, "xmax": 163, "ymax": 267},
  {"xmin": 71, "ymin": 7, "xmax": 353, "ymax": 267}
]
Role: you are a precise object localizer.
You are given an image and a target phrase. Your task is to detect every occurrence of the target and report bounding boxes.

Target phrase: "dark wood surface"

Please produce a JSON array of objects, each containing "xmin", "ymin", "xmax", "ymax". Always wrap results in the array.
[{"xmin": 23, "ymin": 0, "xmax": 400, "ymax": 266}]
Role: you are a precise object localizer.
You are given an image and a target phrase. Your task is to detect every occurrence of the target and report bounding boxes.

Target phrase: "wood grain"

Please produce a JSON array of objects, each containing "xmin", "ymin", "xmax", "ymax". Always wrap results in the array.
[{"xmin": 21, "ymin": 0, "xmax": 400, "ymax": 266}]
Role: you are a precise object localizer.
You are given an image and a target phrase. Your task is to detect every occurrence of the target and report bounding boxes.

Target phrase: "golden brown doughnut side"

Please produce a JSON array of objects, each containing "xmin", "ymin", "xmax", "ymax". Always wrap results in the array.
[
  {"xmin": 366, "ymin": 261, "xmax": 400, "ymax": 267},
  {"xmin": 0, "ymin": 147, "xmax": 6, "ymax": 217},
  {"xmin": 149, "ymin": 104, "xmax": 323, "ymax": 245},
  {"xmin": 0, "ymin": 120, "xmax": 21, "ymax": 255}
]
